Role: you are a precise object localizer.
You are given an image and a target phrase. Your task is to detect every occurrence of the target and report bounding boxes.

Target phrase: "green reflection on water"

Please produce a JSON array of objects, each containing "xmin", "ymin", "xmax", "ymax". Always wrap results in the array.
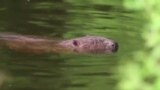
[{"xmin": 0, "ymin": 0, "xmax": 145, "ymax": 90}]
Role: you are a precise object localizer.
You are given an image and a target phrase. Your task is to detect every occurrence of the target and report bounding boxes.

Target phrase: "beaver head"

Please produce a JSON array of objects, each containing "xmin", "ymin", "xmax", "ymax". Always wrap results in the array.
[{"xmin": 59, "ymin": 36, "xmax": 118, "ymax": 54}]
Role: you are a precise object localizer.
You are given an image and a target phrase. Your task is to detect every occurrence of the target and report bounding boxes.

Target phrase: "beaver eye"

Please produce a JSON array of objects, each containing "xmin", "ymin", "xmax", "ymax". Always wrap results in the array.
[{"xmin": 73, "ymin": 40, "xmax": 79, "ymax": 46}]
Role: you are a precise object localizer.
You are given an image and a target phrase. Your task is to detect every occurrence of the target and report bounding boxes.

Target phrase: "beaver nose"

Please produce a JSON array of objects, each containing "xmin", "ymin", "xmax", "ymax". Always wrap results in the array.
[{"xmin": 111, "ymin": 42, "xmax": 118, "ymax": 52}]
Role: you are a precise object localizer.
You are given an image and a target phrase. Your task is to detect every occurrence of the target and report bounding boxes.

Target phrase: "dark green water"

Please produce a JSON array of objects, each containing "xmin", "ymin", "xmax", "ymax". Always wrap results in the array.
[{"xmin": 0, "ymin": 0, "xmax": 145, "ymax": 90}]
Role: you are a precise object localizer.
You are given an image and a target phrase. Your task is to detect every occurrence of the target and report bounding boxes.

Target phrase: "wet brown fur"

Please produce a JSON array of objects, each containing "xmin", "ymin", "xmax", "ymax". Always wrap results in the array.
[{"xmin": 0, "ymin": 33, "xmax": 118, "ymax": 54}]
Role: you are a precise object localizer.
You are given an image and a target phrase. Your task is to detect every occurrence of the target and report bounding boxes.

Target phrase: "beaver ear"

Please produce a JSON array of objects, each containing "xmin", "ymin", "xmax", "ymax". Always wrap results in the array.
[{"xmin": 73, "ymin": 40, "xmax": 80, "ymax": 46}]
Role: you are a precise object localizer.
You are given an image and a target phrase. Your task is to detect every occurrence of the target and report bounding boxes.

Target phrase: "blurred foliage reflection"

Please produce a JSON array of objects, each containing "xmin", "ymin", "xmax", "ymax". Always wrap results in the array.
[
  {"xmin": 118, "ymin": 0, "xmax": 160, "ymax": 90},
  {"xmin": 0, "ymin": 0, "xmax": 150, "ymax": 90}
]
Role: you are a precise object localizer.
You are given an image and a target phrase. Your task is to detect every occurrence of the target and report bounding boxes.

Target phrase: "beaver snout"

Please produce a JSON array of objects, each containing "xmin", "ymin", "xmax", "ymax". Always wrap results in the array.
[{"xmin": 111, "ymin": 42, "xmax": 118, "ymax": 52}]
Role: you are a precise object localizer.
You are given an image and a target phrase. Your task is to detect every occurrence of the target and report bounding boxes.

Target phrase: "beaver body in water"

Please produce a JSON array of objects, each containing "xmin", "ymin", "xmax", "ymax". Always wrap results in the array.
[{"xmin": 0, "ymin": 33, "xmax": 118, "ymax": 54}]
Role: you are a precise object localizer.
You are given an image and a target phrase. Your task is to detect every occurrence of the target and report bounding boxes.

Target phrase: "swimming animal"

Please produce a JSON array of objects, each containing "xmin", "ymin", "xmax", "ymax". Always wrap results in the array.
[{"xmin": 0, "ymin": 33, "xmax": 118, "ymax": 54}]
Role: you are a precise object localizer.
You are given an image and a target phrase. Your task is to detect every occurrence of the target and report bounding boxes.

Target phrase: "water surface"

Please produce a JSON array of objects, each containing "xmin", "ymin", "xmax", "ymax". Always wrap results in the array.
[{"xmin": 0, "ymin": 0, "xmax": 145, "ymax": 90}]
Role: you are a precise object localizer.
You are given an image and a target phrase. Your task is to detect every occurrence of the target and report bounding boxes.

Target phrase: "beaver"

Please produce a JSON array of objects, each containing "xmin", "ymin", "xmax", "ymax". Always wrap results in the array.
[{"xmin": 0, "ymin": 33, "xmax": 118, "ymax": 54}]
